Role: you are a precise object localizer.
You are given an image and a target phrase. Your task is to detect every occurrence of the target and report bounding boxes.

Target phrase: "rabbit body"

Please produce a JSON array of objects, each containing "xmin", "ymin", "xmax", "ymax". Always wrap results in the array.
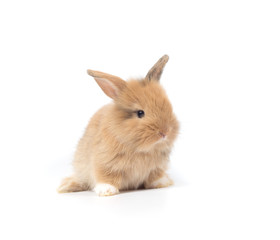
[{"xmin": 58, "ymin": 55, "xmax": 179, "ymax": 196}]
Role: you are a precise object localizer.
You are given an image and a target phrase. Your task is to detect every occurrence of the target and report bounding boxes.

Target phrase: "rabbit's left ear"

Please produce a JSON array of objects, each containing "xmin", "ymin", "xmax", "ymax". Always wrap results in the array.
[
  {"xmin": 87, "ymin": 70, "xmax": 126, "ymax": 99},
  {"xmin": 145, "ymin": 55, "xmax": 169, "ymax": 82}
]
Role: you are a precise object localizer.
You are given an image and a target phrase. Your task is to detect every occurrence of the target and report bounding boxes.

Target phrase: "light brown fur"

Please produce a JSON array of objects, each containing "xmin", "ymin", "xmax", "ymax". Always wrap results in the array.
[{"xmin": 57, "ymin": 55, "xmax": 179, "ymax": 196}]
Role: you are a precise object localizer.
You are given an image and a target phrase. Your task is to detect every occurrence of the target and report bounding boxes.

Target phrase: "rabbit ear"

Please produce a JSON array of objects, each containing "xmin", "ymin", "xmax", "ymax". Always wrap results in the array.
[
  {"xmin": 145, "ymin": 55, "xmax": 169, "ymax": 82},
  {"xmin": 87, "ymin": 70, "xmax": 126, "ymax": 99}
]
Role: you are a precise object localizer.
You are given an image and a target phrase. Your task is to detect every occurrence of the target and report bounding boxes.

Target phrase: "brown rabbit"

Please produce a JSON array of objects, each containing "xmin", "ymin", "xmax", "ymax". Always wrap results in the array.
[{"xmin": 57, "ymin": 55, "xmax": 179, "ymax": 196}]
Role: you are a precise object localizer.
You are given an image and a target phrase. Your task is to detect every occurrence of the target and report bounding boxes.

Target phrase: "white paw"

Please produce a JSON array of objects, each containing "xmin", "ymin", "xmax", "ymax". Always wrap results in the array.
[
  {"xmin": 94, "ymin": 183, "xmax": 119, "ymax": 196},
  {"xmin": 149, "ymin": 175, "xmax": 173, "ymax": 188}
]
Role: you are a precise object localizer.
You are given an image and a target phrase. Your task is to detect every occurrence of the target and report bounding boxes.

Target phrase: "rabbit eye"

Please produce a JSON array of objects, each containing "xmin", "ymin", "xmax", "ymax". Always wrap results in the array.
[{"xmin": 137, "ymin": 110, "xmax": 145, "ymax": 118}]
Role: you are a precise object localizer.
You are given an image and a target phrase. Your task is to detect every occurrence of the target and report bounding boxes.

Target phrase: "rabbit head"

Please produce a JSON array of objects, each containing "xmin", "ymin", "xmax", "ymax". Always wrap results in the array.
[{"xmin": 87, "ymin": 55, "xmax": 179, "ymax": 152}]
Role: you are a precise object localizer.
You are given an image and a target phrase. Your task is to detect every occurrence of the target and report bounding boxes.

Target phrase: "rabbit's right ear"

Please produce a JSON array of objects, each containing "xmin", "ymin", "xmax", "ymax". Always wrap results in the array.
[
  {"xmin": 87, "ymin": 70, "xmax": 127, "ymax": 99},
  {"xmin": 145, "ymin": 55, "xmax": 169, "ymax": 82}
]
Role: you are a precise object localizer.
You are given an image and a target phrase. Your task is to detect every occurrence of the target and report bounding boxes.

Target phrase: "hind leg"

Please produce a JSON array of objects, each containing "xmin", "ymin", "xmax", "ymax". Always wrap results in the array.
[{"xmin": 57, "ymin": 176, "xmax": 89, "ymax": 193}]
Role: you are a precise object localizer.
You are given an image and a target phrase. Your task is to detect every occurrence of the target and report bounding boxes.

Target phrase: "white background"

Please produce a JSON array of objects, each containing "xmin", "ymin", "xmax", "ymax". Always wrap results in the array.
[{"xmin": 0, "ymin": 1, "xmax": 279, "ymax": 239}]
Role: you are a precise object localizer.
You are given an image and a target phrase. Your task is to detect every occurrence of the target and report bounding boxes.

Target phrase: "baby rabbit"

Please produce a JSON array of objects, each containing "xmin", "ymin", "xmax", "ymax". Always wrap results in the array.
[{"xmin": 57, "ymin": 55, "xmax": 179, "ymax": 196}]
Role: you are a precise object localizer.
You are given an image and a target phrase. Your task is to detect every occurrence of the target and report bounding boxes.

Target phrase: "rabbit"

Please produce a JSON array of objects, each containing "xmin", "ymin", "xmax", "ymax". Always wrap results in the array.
[{"xmin": 57, "ymin": 55, "xmax": 179, "ymax": 196}]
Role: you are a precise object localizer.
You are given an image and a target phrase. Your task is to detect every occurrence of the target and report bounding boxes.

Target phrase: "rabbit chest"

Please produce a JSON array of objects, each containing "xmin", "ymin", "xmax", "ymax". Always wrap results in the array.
[{"xmin": 105, "ymin": 150, "xmax": 170, "ymax": 190}]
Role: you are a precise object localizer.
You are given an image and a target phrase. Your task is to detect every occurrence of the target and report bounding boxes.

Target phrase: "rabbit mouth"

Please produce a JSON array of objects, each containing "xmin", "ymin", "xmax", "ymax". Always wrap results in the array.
[{"xmin": 155, "ymin": 135, "xmax": 168, "ymax": 145}]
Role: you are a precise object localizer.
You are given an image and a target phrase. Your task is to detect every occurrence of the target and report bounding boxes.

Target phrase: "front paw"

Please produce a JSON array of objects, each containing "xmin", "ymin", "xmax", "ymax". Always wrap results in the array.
[
  {"xmin": 94, "ymin": 183, "xmax": 119, "ymax": 196},
  {"xmin": 145, "ymin": 175, "xmax": 174, "ymax": 189}
]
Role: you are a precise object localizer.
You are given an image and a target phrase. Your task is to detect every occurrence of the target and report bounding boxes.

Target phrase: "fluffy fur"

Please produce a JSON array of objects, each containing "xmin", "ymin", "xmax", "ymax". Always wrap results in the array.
[{"xmin": 57, "ymin": 55, "xmax": 179, "ymax": 196}]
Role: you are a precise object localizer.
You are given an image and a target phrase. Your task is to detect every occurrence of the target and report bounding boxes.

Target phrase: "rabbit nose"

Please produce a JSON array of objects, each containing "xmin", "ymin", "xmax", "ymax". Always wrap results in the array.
[
  {"xmin": 159, "ymin": 132, "xmax": 166, "ymax": 138},
  {"xmin": 159, "ymin": 128, "xmax": 169, "ymax": 138}
]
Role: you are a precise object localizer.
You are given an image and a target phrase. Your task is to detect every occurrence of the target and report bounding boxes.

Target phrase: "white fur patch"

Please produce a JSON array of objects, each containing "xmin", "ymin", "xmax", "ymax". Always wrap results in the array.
[
  {"xmin": 94, "ymin": 183, "xmax": 119, "ymax": 196},
  {"xmin": 150, "ymin": 175, "xmax": 173, "ymax": 188}
]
